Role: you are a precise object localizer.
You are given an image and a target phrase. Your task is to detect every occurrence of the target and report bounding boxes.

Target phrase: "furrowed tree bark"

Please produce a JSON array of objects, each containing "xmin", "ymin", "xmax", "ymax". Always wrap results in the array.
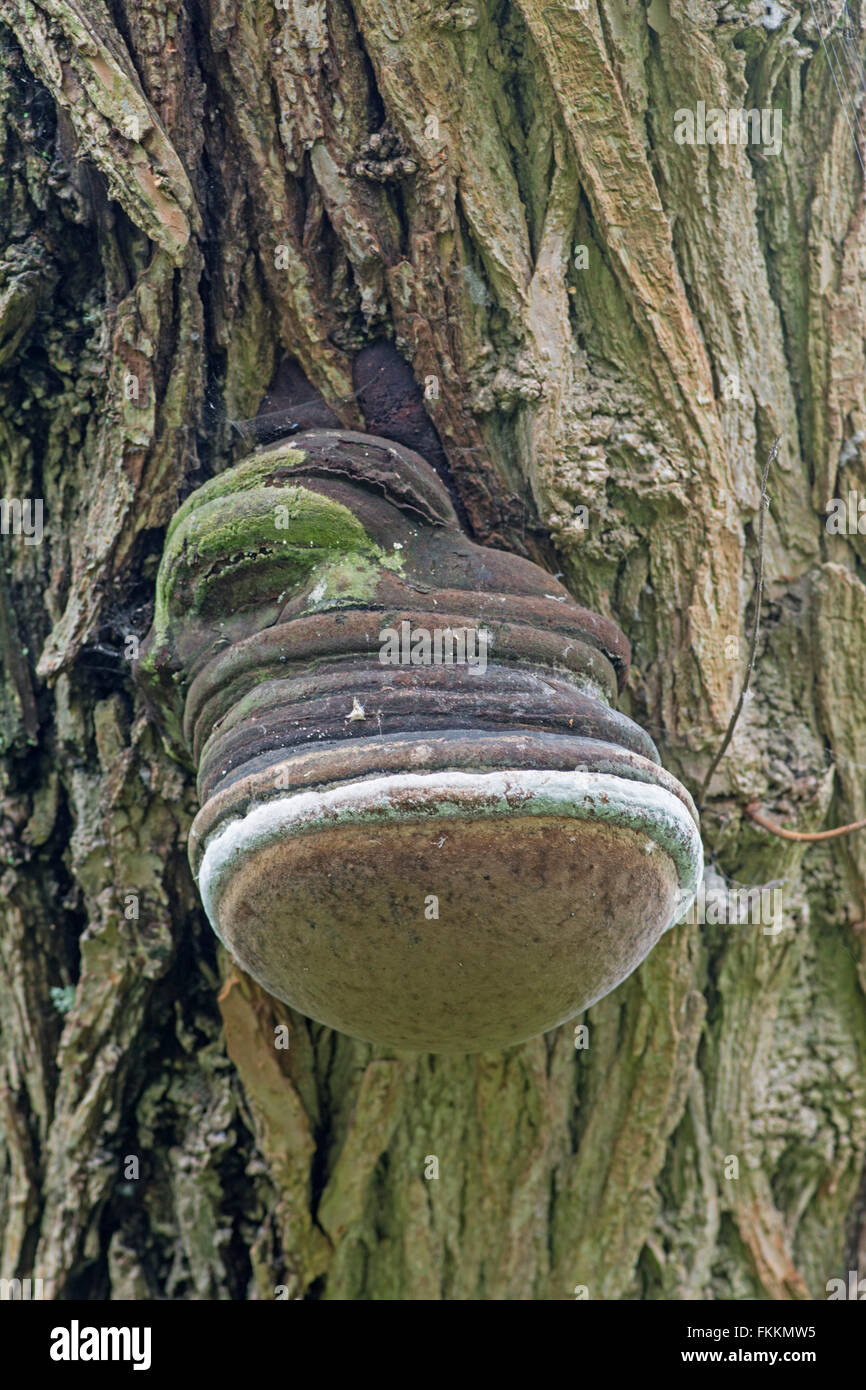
[{"xmin": 1, "ymin": 0, "xmax": 865, "ymax": 1301}]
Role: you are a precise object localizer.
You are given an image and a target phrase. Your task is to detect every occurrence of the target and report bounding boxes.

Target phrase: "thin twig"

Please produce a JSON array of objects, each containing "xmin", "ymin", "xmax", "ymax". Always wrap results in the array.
[
  {"xmin": 697, "ymin": 437, "xmax": 779, "ymax": 812},
  {"xmin": 746, "ymin": 803, "xmax": 866, "ymax": 842}
]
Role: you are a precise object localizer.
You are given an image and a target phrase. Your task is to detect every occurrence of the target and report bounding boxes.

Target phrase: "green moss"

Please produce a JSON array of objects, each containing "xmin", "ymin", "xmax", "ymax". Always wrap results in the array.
[
  {"xmin": 150, "ymin": 482, "xmax": 381, "ymax": 652},
  {"xmin": 163, "ymin": 446, "xmax": 309, "ymax": 549},
  {"xmin": 304, "ymin": 551, "xmax": 403, "ymax": 610}
]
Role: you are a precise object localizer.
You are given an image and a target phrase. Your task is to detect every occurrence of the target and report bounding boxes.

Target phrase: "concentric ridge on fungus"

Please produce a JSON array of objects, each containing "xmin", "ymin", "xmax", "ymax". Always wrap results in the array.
[{"xmin": 138, "ymin": 428, "xmax": 703, "ymax": 1052}]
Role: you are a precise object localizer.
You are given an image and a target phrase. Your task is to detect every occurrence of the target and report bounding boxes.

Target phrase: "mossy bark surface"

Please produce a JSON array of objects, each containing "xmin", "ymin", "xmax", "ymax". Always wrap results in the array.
[{"xmin": 1, "ymin": 0, "xmax": 865, "ymax": 1300}]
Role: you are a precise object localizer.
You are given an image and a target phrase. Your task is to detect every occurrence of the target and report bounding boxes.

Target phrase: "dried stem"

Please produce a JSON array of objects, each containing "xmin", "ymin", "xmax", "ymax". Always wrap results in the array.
[
  {"xmin": 697, "ymin": 437, "xmax": 779, "ymax": 813},
  {"xmin": 746, "ymin": 803, "xmax": 866, "ymax": 843}
]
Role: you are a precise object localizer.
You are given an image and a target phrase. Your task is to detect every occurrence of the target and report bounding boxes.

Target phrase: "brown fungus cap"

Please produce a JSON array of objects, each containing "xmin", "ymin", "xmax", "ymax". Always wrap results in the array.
[{"xmin": 138, "ymin": 429, "xmax": 703, "ymax": 1052}]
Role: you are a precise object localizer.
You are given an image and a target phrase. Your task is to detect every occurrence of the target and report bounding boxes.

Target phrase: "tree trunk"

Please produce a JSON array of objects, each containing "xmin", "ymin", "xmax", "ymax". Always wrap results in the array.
[{"xmin": 1, "ymin": 0, "xmax": 865, "ymax": 1301}]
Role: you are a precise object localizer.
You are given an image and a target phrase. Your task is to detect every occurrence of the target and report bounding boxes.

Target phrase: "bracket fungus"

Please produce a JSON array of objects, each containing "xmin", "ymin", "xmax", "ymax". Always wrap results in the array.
[{"xmin": 138, "ymin": 429, "xmax": 702, "ymax": 1052}]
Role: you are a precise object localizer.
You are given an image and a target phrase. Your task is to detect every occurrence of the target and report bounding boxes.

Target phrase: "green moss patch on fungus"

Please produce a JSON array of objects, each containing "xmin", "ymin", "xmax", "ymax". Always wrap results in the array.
[
  {"xmin": 162, "ymin": 445, "xmax": 309, "ymax": 548},
  {"xmin": 300, "ymin": 550, "xmax": 404, "ymax": 613},
  {"xmin": 150, "ymin": 482, "xmax": 381, "ymax": 650}
]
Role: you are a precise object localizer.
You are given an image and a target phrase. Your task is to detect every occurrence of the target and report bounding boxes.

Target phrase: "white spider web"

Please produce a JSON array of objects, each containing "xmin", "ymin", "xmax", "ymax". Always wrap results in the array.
[{"xmin": 808, "ymin": 0, "xmax": 866, "ymax": 174}]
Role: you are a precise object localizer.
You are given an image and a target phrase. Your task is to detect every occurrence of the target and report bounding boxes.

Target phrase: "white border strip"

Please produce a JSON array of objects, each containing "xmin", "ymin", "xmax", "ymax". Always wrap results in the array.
[{"xmin": 196, "ymin": 769, "xmax": 703, "ymax": 942}]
